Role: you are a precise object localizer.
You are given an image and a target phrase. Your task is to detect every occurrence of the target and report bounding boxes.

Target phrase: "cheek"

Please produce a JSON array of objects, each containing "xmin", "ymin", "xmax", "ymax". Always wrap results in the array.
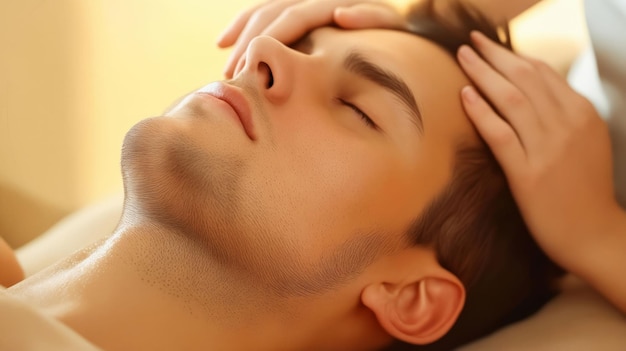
[{"xmin": 242, "ymin": 108, "xmax": 418, "ymax": 252}]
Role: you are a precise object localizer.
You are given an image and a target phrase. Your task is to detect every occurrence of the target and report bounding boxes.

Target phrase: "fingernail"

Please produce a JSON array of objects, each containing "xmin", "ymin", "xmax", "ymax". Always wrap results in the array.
[
  {"xmin": 462, "ymin": 86, "xmax": 479, "ymax": 103},
  {"xmin": 470, "ymin": 30, "xmax": 482, "ymax": 42},
  {"xmin": 458, "ymin": 45, "xmax": 476, "ymax": 63}
]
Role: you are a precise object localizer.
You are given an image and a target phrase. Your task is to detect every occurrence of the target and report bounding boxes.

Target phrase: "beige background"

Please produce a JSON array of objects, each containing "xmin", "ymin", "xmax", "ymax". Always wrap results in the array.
[{"xmin": 0, "ymin": 0, "xmax": 588, "ymax": 248}]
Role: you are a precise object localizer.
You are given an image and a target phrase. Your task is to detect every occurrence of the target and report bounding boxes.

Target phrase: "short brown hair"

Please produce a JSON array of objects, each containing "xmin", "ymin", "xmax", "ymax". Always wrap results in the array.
[{"xmin": 386, "ymin": 1, "xmax": 564, "ymax": 349}]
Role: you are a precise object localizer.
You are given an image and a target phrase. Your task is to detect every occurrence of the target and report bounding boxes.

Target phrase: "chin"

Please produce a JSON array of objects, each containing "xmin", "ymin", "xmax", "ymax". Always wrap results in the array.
[{"xmin": 120, "ymin": 116, "xmax": 249, "ymax": 235}]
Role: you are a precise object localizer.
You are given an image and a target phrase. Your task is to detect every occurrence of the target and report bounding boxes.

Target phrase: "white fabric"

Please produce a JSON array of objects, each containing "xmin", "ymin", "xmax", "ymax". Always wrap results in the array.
[
  {"xmin": 460, "ymin": 278, "xmax": 626, "ymax": 350},
  {"xmin": 568, "ymin": 0, "xmax": 626, "ymax": 207},
  {"xmin": 0, "ymin": 287, "xmax": 102, "ymax": 351}
]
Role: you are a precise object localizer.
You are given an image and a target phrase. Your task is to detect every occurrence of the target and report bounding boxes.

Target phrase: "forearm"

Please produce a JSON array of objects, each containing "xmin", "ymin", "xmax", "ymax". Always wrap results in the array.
[
  {"xmin": 574, "ymin": 208, "xmax": 626, "ymax": 314},
  {"xmin": 411, "ymin": 0, "xmax": 543, "ymax": 24},
  {"xmin": 462, "ymin": 0, "xmax": 543, "ymax": 22}
]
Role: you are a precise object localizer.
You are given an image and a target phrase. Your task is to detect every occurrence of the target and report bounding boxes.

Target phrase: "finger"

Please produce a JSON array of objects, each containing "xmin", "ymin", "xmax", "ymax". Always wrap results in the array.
[
  {"xmin": 230, "ymin": 2, "xmax": 396, "ymax": 78},
  {"xmin": 224, "ymin": 0, "xmax": 383, "ymax": 78},
  {"xmin": 457, "ymin": 45, "xmax": 542, "ymax": 148},
  {"xmin": 257, "ymin": 0, "xmax": 384, "ymax": 49},
  {"xmin": 522, "ymin": 55, "xmax": 569, "ymax": 92},
  {"xmin": 223, "ymin": 0, "xmax": 301, "ymax": 78},
  {"xmin": 470, "ymin": 31, "xmax": 558, "ymax": 118},
  {"xmin": 535, "ymin": 66, "xmax": 601, "ymax": 132},
  {"xmin": 474, "ymin": 32, "xmax": 586, "ymax": 135},
  {"xmin": 333, "ymin": 3, "xmax": 404, "ymax": 29},
  {"xmin": 217, "ymin": 2, "xmax": 266, "ymax": 48},
  {"xmin": 233, "ymin": 55, "xmax": 246, "ymax": 78},
  {"xmin": 522, "ymin": 55, "xmax": 585, "ymax": 120},
  {"xmin": 461, "ymin": 85, "xmax": 527, "ymax": 176},
  {"xmin": 257, "ymin": 1, "xmax": 339, "ymax": 47},
  {"xmin": 513, "ymin": 51, "xmax": 588, "ymax": 132}
]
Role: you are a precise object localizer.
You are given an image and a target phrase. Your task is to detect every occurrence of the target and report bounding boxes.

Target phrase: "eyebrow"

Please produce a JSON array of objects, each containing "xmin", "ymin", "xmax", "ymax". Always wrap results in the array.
[{"xmin": 343, "ymin": 51, "xmax": 423, "ymax": 134}]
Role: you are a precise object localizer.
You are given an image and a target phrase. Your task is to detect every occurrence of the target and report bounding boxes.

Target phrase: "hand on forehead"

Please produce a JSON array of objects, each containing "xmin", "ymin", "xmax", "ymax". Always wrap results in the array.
[{"xmin": 217, "ymin": 0, "xmax": 405, "ymax": 79}]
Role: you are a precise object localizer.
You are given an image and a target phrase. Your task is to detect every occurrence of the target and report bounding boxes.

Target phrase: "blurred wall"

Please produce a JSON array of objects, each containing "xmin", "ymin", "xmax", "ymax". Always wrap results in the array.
[
  {"xmin": 0, "ymin": 0, "xmax": 587, "ymax": 248},
  {"xmin": 0, "ymin": 0, "xmax": 258, "ymax": 247}
]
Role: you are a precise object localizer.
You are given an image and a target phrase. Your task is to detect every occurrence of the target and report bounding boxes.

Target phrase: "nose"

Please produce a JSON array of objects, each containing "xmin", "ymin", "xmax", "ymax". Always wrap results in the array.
[{"xmin": 239, "ymin": 36, "xmax": 295, "ymax": 104}]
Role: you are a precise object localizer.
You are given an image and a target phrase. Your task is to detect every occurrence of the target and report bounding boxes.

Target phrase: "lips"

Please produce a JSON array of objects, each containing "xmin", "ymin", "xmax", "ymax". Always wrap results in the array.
[{"xmin": 196, "ymin": 82, "xmax": 256, "ymax": 141}]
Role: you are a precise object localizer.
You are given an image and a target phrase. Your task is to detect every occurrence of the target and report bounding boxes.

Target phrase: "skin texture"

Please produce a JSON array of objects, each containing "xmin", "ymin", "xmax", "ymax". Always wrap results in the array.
[
  {"xmin": 218, "ymin": 0, "xmax": 626, "ymax": 317},
  {"xmin": 8, "ymin": 28, "xmax": 477, "ymax": 351},
  {"xmin": 124, "ymin": 27, "xmax": 474, "ymax": 300}
]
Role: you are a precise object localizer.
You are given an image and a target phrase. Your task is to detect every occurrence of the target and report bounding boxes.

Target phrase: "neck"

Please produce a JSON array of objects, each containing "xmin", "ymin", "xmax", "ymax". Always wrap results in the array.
[{"xmin": 7, "ymin": 218, "xmax": 317, "ymax": 351}]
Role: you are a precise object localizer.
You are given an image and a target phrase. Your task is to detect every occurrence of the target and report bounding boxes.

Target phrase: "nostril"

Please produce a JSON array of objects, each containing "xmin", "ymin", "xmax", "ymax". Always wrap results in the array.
[{"xmin": 258, "ymin": 62, "xmax": 274, "ymax": 89}]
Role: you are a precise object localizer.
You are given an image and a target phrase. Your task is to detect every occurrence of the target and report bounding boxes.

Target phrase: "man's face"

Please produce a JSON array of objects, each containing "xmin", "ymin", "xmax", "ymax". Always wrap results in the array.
[{"xmin": 122, "ymin": 27, "xmax": 475, "ymax": 296}]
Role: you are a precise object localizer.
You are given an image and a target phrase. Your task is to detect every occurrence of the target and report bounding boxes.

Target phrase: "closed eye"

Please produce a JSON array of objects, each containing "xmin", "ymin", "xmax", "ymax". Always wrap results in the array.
[{"xmin": 338, "ymin": 98, "xmax": 378, "ymax": 130}]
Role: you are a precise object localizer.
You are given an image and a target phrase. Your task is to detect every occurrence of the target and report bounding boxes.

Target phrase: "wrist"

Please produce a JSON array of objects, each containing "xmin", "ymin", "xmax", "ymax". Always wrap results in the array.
[{"xmin": 571, "ymin": 204, "xmax": 626, "ymax": 279}]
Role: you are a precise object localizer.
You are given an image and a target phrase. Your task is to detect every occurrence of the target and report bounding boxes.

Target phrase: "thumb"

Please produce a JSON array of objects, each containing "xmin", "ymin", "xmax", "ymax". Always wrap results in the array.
[{"xmin": 333, "ymin": 3, "xmax": 405, "ymax": 30}]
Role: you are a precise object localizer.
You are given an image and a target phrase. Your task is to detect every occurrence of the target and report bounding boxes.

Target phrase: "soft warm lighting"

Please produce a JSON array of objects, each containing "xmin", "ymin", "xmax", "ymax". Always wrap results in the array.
[{"xmin": 0, "ymin": 0, "xmax": 588, "ymax": 246}]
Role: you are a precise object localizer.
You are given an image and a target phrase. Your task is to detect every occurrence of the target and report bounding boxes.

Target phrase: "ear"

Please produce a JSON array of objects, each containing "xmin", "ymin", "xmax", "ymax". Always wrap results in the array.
[{"xmin": 361, "ymin": 275, "xmax": 465, "ymax": 345}]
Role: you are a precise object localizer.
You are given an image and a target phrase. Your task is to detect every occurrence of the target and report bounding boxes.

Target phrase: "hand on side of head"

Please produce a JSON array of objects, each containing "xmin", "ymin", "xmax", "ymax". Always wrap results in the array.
[
  {"xmin": 457, "ymin": 32, "xmax": 619, "ymax": 278},
  {"xmin": 0, "ymin": 237, "xmax": 24, "ymax": 287},
  {"xmin": 217, "ymin": 0, "xmax": 405, "ymax": 78}
]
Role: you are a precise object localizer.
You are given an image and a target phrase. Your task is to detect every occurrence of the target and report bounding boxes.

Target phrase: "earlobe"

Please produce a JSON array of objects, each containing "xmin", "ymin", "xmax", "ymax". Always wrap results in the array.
[{"xmin": 362, "ymin": 276, "xmax": 465, "ymax": 345}]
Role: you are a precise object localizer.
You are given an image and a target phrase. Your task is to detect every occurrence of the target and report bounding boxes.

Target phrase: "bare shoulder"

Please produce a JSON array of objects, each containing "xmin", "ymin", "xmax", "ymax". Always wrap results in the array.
[
  {"xmin": 16, "ymin": 193, "xmax": 123, "ymax": 277},
  {"xmin": 0, "ymin": 237, "xmax": 25, "ymax": 287}
]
